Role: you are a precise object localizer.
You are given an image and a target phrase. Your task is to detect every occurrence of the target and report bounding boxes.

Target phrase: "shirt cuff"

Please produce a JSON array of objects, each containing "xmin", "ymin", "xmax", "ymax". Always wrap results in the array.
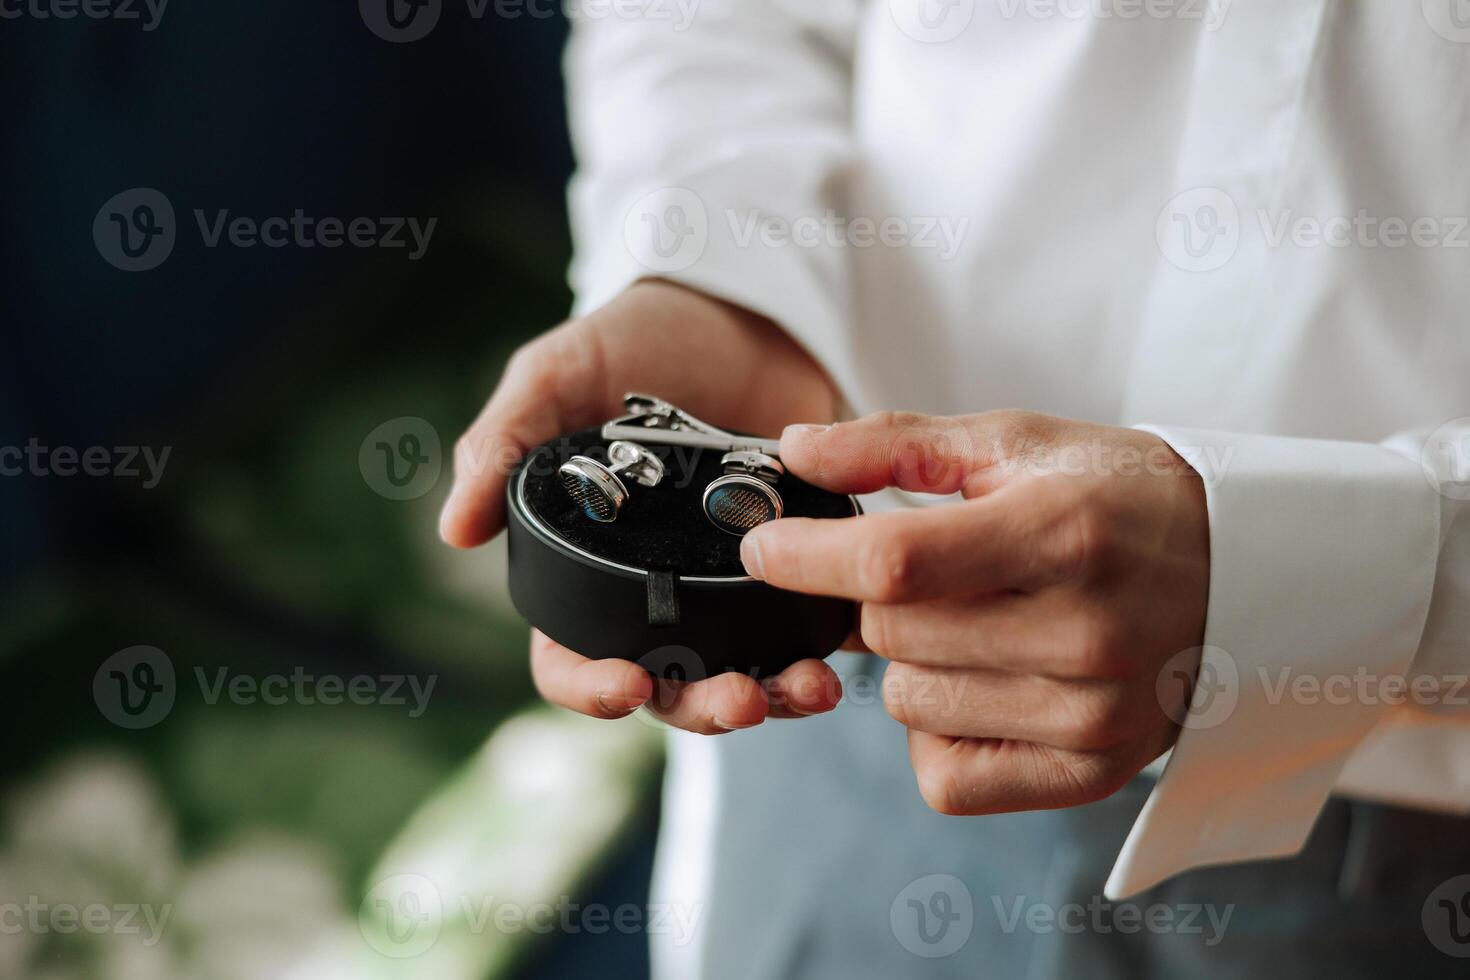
[{"xmin": 1104, "ymin": 427, "xmax": 1441, "ymax": 898}]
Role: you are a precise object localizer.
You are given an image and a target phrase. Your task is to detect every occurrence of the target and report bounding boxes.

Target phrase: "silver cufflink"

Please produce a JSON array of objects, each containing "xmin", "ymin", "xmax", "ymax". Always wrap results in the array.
[
  {"xmin": 582, "ymin": 394, "xmax": 789, "ymax": 534},
  {"xmin": 558, "ymin": 440, "xmax": 666, "ymax": 523},
  {"xmin": 703, "ymin": 450, "xmax": 784, "ymax": 536}
]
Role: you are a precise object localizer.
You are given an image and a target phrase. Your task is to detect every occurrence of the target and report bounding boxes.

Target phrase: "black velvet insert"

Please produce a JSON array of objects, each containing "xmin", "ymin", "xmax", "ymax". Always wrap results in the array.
[{"xmin": 518, "ymin": 427, "xmax": 857, "ymax": 578}]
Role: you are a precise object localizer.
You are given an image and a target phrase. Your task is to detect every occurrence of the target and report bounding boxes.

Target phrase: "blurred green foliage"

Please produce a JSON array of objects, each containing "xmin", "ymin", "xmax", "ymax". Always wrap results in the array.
[{"xmin": 1, "ymin": 176, "xmax": 662, "ymax": 979}]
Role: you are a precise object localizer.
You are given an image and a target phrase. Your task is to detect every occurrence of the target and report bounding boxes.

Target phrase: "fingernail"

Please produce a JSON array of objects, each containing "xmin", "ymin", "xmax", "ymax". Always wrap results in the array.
[
  {"xmin": 740, "ymin": 533, "xmax": 766, "ymax": 580},
  {"xmin": 596, "ymin": 693, "xmax": 646, "ymax": 716},
  {"xmin": 761, "ymin": 680, "xmax": 799, "ymax": 712},
  {"xmin": 713, "ymin": 716, "xmax": 759, "ymax": 731},
  {"xmin": 782, "ymin": 423, "xmax": 831, "ymax": 440}
]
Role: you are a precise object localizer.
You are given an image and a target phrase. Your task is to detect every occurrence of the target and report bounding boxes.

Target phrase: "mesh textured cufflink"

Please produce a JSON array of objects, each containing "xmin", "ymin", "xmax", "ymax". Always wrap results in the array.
[
  {"xmin": 703, "ymin": 450, "xmax": 784, "ymax": 536},
  {"xmin": 558, "ymin": 440, "xmax": 666, "ymax": 523}
]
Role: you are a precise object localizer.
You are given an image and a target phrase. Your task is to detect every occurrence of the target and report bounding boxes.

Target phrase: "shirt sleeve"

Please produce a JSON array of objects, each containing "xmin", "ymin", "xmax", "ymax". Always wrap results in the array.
[
  {"xmin": 1105, "ymin": 424, "xmax": 1463, "ymax": 898},
  {"xmin": 563, "ymin": 0, "xmax": 861, "ymax": 383}
]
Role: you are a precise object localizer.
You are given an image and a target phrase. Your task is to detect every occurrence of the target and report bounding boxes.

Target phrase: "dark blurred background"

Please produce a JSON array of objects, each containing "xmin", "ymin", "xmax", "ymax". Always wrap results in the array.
[{"xmin": 1, "ymin": 4, "xmax": 663, "ymax": 977}]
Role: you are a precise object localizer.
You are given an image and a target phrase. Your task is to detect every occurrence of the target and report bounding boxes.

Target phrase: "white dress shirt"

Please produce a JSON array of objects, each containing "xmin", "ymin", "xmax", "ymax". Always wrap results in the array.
[{"xmin": 563, "ymin": 0, "xmax": 1470, "ymax": 930}]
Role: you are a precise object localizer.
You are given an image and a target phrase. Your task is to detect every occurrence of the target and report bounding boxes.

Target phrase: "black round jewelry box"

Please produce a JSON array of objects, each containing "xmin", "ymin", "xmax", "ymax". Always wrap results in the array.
[{"xmin": 507, "ymin": 427, "xmax": 860, "ymax": 679}]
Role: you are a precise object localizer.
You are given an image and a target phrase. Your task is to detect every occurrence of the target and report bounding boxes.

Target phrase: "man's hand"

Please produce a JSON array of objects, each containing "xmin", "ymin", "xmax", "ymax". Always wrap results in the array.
[
  {"xmin": 739, "ymin": 411, "xmax": 1210, "ymax": 813},
  {"xmin": 441, "ymin": 280, "xmax": 846, "ymax": 732}
]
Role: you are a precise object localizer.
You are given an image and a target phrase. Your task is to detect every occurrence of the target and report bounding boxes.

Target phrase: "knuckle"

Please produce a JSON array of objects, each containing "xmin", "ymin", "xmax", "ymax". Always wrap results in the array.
[
  {"xmin": 453, "ymin": 431, "xmax": 509, "ymax": 481},
  {"xmin": 1056, "ymin": 501, "xmax": 1116, "ymax": 581},
  {"xmin": 507, "ymin": 341, "xmax": 561, "ymax": 402},
  {"xmin": 882, "ymin": 411, "xmax": 969, "ymax": 491},
  {"xmin": 858, "ymin": 532, "xmax": 920, "ymax": 602},
  {"xmin": 505, "ymin": 337, "xmax": 549, "ymax": 378},
  {"xmin": 986, "ymin": 408, "xmax": 1035, "ymax": 433},
  {"xmin": 865, "ymin": 409, "xmax": 924, "ymax": 431},
  {"xmin": 985, "ymin": 409, "xmax": 1050, "ymax": 454}
]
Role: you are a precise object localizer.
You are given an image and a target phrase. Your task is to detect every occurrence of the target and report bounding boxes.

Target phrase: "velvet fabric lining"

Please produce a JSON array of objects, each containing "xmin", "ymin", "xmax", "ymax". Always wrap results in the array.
[{"xmin": 520, "ymin": 428, "xmax": 856, "ymax": 578}]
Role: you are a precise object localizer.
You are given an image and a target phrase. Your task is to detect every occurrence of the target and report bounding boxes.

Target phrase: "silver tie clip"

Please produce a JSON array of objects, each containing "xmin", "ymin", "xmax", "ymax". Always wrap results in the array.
[{"xmin": 600, "ymin": 393, "xmax": 782, "ymax": 456}]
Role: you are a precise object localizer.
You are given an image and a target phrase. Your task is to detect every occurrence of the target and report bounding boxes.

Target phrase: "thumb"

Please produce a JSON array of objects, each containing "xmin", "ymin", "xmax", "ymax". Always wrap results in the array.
[
  {"xmin": 439, "ymin": 322, "xmax": 613, "ymax": 548},
  {"xmin": 777, "ymin": 411, "xmax": 999, "ymax": 497}
]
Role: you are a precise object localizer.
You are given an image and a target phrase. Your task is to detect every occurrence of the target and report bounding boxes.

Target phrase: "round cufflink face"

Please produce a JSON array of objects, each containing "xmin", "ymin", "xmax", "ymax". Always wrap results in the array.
[
  {"xmin": 558, "ymin": 441, "xmax": 665, "ymax": 523},
  {"xmin": 558, "ymin": 457, "xmax": 629, "ymax": 522},
  {"xmin": 703, "ymin": 474, "xmax": 783, "ymax": 535}
]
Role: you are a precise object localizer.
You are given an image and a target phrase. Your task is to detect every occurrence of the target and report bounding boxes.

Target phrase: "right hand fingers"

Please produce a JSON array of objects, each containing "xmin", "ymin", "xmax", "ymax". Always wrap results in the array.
[
  {"xmin": 439, "ymin": 319, "xmax": 614, "ymax": 549},
  {"xmin": 529, "ymin": 630, "xmax": 843, "ymax": 734}
]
